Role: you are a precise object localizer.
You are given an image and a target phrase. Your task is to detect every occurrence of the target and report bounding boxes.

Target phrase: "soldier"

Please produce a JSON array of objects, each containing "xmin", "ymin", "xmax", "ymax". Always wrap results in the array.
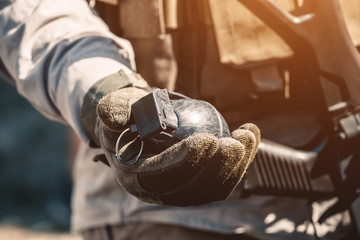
[{"xmin": 0, "ymin": 0, "xmax": 357, "ymax": 239}]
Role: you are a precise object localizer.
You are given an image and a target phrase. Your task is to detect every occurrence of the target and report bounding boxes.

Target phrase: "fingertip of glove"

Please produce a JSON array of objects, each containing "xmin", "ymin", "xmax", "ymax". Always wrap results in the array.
[
  {"xmin": 237, "ymin": 123, "xmax": 261, "ymax": 143},
  {"xmin": 217, "ymin": 137, "xmax": 246, "ymax": 164},
  {"xmin": 96, "ymin": 87, "xmax": 148, "ymax": 130},
  {"xmin": 97, "ymin": 93, "xmax": 129, "ymax": 130},
  {"xmin": 231, "ymin": 124, "xmax": 260, "ymax": 167},
  {"xmin": 231, "ymin": 128, "xmax": 258, "ymax": 155}
]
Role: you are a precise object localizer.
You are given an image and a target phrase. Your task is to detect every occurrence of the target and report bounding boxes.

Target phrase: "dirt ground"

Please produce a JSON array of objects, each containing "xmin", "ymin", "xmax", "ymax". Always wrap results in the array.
[{"xmin": 0, "ymin": 225, "xmax": 83, "ymax": 240}]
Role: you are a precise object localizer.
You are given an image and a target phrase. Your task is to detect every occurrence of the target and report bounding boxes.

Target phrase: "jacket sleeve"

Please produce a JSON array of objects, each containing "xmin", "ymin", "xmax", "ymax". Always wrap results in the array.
[{"xmin": 0, "ymin": 0, "xmax": 137, "ymax": 143}]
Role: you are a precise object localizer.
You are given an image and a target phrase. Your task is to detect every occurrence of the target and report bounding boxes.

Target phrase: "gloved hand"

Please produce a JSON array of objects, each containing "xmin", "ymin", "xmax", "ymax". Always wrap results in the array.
[{"xmin": 81, "ymin": 70, "xmax": 260, "ymax": 206}]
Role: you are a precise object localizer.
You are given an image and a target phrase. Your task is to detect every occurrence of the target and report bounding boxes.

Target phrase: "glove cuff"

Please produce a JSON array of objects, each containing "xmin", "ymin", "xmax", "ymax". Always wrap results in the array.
[{"xmin": 81, "ymin": 70, "xmax": 149, "ymax": 147}]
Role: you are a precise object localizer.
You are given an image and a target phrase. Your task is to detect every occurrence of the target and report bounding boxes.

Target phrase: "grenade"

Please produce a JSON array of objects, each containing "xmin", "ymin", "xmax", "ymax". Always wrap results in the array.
[{"xmin": 116, "ymin": 89, "xmax": 230, "ymax": 164}]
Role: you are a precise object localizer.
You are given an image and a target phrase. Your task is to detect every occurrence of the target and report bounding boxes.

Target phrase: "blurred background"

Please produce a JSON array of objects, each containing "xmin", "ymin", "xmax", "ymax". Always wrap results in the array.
[{"xmin": 0, "ymin": 78, "xmax": 81, "ymax": 238}]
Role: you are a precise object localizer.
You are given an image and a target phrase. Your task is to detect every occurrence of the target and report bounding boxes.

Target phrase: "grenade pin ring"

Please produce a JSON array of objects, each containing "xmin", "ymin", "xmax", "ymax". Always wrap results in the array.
[{"xmin": 115, "ymin": 127, "xmax": 144, "ymax": 165}]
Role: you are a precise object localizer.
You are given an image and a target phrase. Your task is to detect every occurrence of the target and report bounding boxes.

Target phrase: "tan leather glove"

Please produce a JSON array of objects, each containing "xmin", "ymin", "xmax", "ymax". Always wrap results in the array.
[{"xmin": 81, "ymin": 70, "xmax": 260, "ymax": 206}]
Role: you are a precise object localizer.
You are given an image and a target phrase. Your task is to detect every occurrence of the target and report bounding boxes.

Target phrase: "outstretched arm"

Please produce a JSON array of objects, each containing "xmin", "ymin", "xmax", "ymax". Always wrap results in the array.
[
  {"xmin": 0, "ymin": 0, "xmax": 136, "ymax": 143},
  {"xmin": 0, "ymin": 0, "xmax": 260, "ymax": 207}
]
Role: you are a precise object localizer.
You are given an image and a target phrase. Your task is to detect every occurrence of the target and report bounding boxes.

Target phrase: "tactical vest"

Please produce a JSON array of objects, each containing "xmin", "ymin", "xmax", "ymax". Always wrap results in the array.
[{"xmin": 94, "ymin": 0, "xmax": 360, "ymax": 148}]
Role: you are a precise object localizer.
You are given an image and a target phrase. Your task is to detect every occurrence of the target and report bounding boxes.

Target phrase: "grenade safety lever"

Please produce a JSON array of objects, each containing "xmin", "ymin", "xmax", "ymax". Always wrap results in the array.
[{"xmin": 131, "ymin": 88, "xmax": 178, "ymax": 140}]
